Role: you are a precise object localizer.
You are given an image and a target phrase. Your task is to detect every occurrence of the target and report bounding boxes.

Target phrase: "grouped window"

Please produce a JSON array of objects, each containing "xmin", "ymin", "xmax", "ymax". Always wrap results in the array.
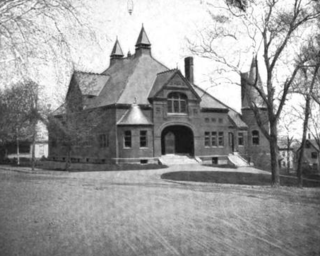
[
  {"xmin": 123, "ymin": 130, "xmax": 148, "ymax": 149},
  {"xmin": 99, "ymin": 134, "xmax": 109, "ymax": 148},
  {"xmin": 252, "ymin": 130, "xmax": 260, "ymax": 145},
  {"xmin": 238, "ymin": 132, "xmax": 244, "ymax": 146},
  {"xmin": 204, "ymin": 131, "xmax": 224, "ymax": 147},
  {"xmin": 167, "ymin": 92, "xmax": 187, "ymax": 114}
]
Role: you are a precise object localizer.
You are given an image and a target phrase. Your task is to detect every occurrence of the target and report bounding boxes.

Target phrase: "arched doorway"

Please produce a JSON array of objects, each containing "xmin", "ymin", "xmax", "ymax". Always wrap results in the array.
[{"xmin": 161, "ymin": 125, "xmax": 194, "ymax": 156}]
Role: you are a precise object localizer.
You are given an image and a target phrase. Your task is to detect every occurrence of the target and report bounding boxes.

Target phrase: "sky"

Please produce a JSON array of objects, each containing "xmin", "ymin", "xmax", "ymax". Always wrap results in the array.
[
  {"xmin": 49, "ymin": 0, "xmax": 245, "ymax": 111},
  {"xmin": 1, "ymin": 0, "xmax": 272, "ymax": 111}
]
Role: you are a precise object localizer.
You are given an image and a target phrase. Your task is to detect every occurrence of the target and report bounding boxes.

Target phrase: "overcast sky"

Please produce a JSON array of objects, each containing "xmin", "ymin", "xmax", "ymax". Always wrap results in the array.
[{"xmin": 66, "ymin": 0, "xmax": 244, "ymax": 111}]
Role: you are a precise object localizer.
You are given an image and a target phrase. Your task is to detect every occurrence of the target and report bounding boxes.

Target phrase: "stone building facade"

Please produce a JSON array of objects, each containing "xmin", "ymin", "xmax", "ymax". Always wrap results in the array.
[{"xmin": 49, "ymin": 26, "xmax": 270, "ymax": 167}]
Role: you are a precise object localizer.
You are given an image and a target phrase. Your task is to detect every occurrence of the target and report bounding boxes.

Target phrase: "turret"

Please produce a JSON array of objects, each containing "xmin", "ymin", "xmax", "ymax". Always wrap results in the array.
[
  {"xmin": 135, "ymin": 25, "xmax": 151, "ymax": 56},
  {"xmin": 241, "ymin": 56, "xmax": 266, "ymax": 110},
  {"xmin": 110, "ymin": 38, "xmax": 124, "ymax": 65}
]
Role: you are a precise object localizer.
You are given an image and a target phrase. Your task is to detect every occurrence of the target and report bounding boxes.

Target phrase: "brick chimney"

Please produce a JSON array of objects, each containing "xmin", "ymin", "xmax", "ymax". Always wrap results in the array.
[{"xmin": 184, "ymin": 57, "xmax": 194, "ymax": 84}]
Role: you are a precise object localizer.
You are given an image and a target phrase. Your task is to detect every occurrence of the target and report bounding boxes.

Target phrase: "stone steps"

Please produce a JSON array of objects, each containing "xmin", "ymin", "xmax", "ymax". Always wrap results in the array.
[
  {"xmin": 159, "ymin": 154, "xmax": 199, "ymax": 165},
  {"xmin": 228, "ymin": 153, "xmax": 251, "ymax": 167}
]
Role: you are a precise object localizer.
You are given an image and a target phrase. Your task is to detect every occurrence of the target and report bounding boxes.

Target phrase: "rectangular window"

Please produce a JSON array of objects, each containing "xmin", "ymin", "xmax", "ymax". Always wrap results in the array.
[
  {"xmin": 173, "ymin": 100, "xmax": 179, "ymax": 113},
  {"xmin": 211, "ymin": 118, "xmax": 216, "ymax": 123},
  {"xmin": 219, "ymin": 118, "xmax": 223, "ymax": 124},
  {"xmin": 311, "ymin": 152, "xmax": 318, "ymax": 159},
  {"xmin": 205, "ymin": 132, "xmax": 210, "ymax": 147},
  {"xmin": 140, "ymin": 130, "xmax": 148, "ymax": 148},
  {"xmin": 218, "ymin": 132, "xmax": 224, "ymax": 146},
  {"xmin": 211, "ymin": 132, "xmax": 217, "ymax": 146},
  {"xmin": 167, "ymin": 100, "xmax": 173, "ymax": 113},
  {"xmin": 181, "ymin": 101, "xmax": 187, "ymax": 113},
  {"xmin": 238, "ymin": 132, "xmax": 244, "ymax": 146},
  {"xmin": 205, "ymin": 118, "xmax": 210, "ymax": 123},
  {"xmin": 99, "ymin": 134, "xmax": 107, "ymax": 148},
  {"xmin": 124, "ymin": 131, "xmax": 132, "ymax": 148}
]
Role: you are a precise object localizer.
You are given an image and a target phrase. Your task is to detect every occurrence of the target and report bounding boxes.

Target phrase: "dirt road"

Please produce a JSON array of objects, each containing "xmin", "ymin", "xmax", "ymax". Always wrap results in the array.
[{"xmin": 0, "ymin": 166, "xmax": 319, "ymax": 256}]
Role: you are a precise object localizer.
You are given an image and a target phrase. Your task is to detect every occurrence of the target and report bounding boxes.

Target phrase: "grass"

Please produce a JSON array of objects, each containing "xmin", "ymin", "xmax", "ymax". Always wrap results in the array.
[{"xmin": 161, "ymin": 171, "xmax": 320, "ymax": 187}]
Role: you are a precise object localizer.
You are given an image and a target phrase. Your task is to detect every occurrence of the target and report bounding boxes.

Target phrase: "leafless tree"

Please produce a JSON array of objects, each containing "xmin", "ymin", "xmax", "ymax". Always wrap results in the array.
[
  {"xmin": 0, "ymin": 0, "xmax": 100, "ymax": 84},
  {"xmin": 189, "ymin": 0, "xmax": 320, "ymax": 186}
]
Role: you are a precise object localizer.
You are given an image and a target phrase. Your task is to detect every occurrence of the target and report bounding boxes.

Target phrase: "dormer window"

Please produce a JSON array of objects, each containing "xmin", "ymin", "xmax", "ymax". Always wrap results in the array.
[{"xmin": 167, "ymin": 92, "xmax": 187, "ymax": 114}]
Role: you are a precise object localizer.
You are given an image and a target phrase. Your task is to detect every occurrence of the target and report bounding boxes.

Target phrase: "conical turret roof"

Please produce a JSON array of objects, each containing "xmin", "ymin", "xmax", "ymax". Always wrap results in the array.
[
  {"xmin": 110, "ymin": 38, "xmax": 124, "ymax": 58},
  {"xmin": 135, "ymin": 25, "xmax": 151, "ymax": 48},
  {"xmin": 117, "ymin": 103, "xmax": 153, "ymax": 125},
  {"xmin": 241, "ymin": 56, "xmax": 266, "ymax": 109}
]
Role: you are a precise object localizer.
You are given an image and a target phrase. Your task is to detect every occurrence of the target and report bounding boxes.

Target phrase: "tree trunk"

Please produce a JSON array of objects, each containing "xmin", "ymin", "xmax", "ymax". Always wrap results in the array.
[
  {"xmin": 287, "ymin": 137, "xmax": 290, "ymax": 174},
  {"xmin": 269, "ymin": 121, "xmax": 280, "ymax": 186},
  {"xmin": 31, "ymin": 126, "xmax": 36, "ymax": 171},
  {"xmin": 16, "ymin": 137, "xmax": 20, "ymax": 165},
  {"xmin": 297, "ymin": 96, "xmax": 310, "ymax": 187},
  {"xmin": 65, "ymin": 148, "xmax": 71, "ymax": 171}
]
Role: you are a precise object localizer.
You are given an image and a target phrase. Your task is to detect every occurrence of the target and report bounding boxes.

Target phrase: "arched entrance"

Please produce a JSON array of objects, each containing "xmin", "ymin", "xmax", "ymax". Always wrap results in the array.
[{"xmin": 161, "ymin": 125, "xmax": 194, "ymax": 156}]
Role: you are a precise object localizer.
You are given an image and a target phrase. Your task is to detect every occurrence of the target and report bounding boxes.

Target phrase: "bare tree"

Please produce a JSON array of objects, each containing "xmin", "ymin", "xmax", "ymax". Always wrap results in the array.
[
  {"xmin": 0, "ymin": 0, "xmax": 101, "ymax": 85},
  {"xmin": 189, "ymin": 0, "xmax": 320, "ymax": 186}
]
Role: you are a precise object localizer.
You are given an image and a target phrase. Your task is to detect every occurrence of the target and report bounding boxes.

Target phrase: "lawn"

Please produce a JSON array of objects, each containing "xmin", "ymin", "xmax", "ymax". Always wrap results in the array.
[
  {"xmin": 161, "ymin": 171, "xmax": 320, "ymax": 187},
  {"xmin": 0, "ymin": 167, "xmax": 320, "ymax": 256}
]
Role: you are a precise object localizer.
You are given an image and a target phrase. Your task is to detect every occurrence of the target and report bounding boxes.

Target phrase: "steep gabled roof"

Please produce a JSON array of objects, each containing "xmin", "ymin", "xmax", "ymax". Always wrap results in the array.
[
  {"xmin": 307, "ymin": 139, "xmax": 320, "ymax": 151},
  {"xmin": 73, "ymin": 72, "xmax": 110, "ymax": 96},
  {"xmin": 117, "ymin": 104, "xmax": 152, "ymax": 125},
  {"xmin": 148, "ymin": 69, "xmax": 201, "ymax": 101},
  {"xmin": 90, "ymin": 53, "xmax": 168, "ymax": 108},
  {"xmin": 148, "ymin": 69, "xmax": 177, "ymax": 98},
  {"xmin": 193, "ymin": 85, "xmax": 228, "ymax": 110}
]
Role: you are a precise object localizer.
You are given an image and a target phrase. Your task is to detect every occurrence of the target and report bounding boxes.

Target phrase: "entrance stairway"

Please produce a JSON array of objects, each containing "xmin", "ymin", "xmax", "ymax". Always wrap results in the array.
[
  {"xmin": 159, "ymin": 154, "xmax": 199, "ymax": 165},
  {"xmin": 228, "ymin": 152, "xmax": 251, "ymax": 167}
]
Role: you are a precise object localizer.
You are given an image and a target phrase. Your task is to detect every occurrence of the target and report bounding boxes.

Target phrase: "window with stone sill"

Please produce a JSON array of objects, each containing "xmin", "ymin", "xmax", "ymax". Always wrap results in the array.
[{"xmin": 167, "ymin": 92, "xmax": 187, "ymax": 114}]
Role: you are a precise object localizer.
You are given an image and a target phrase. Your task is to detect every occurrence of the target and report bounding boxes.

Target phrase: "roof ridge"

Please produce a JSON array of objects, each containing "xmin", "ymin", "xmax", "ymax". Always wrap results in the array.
[
  {"xmin": 157, "ymin": 68, "xmax": 178, "ymax": 75},
  {"xmin": 75, "ymin": 71, "xmax": 109, "ymax": 76}
]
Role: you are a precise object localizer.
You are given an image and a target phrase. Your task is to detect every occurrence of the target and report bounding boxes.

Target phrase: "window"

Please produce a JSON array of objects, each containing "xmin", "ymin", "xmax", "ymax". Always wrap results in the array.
[
  {"xmin": 99, "ymin": 134, "xmax": 108, "ymax": 148},
  {"xmin": 218, "ymin": 132, "xmax": 224, "ymax": 146},
  {"xmin": 167, "ymin": 92, "xmax": 187, "ymax": 113},
  {"xmin": 51, "ymin": 139, "xmax": 57, "ymax": 148},
  {"xmin": 205, "ymin": 132, "xmax": 210, "ymax": 147},
  {"xmin": 140, "ymin": 130, "xmax": 148, "ymax": 148},
  {"xmin": 211, "ymin": 132, "xmax": 217, "ymax": 146},
  {"xmin": 311, "ymin": 152, "xmax": 318, "ymax": 159},
  {"xmin": 252, "ymin": 130, "xmax": 260, "ymax": 145},
  {"xmin": 205, "ymin": 118, "xmax": 210, "ymax": 123},
  {"xmin": 211, "ymin": 118, "xmax": 216, "ymax": 123},
  {"xmin": 238, "ymin": 132, "xmax": 244, "ymax": 146},
  {"xmin": 124, "ymin": 131, "xmax": 132, "ymax": 148},
  {"xmin": 218, "ymin": 118, "xmax": 223, "ymax": 124}
]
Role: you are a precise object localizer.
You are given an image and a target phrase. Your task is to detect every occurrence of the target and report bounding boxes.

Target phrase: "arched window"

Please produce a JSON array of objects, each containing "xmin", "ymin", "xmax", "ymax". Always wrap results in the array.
[
  {"xmin": 252, "ymin": 130, "xmax": 259, "ymax": 145},
  {"xmin": 167, "ymin": 92, "xmax": 187, "ymax": 113}
]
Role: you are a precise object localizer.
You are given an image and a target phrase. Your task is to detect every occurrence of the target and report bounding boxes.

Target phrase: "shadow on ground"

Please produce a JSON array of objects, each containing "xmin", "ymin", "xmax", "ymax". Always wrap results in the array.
[{"xmin": 161, "ymin": 171, "xmax": 320, "ymax": 187}]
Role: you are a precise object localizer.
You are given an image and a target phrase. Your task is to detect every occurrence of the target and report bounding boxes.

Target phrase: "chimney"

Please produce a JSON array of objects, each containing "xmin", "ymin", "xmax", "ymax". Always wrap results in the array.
[{"xmin": 184, "ymin": 57, "xmax": 194, "ymax": 84}]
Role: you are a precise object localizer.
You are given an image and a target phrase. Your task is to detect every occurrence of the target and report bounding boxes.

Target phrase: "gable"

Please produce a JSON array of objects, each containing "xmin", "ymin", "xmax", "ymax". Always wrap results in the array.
[{"xmin": 149, "ymin": 70, "xmax": 200, "ymax": 101}]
